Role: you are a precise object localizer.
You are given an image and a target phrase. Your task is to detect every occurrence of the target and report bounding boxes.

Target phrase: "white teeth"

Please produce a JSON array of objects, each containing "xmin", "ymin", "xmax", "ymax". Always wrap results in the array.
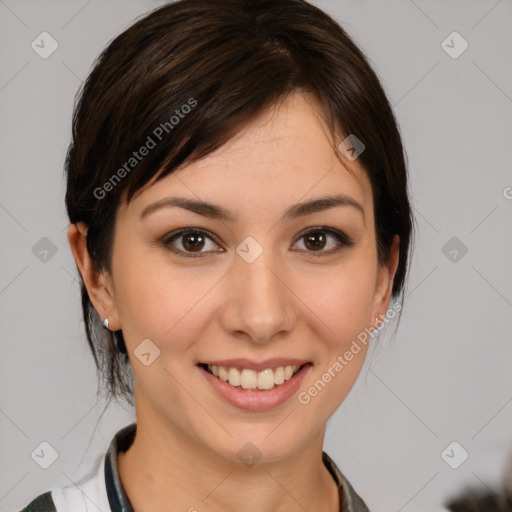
[
  {"xmin": 274, "ymin": 366, "xmax": 285, "ymax": 385},
  {"xmin": 205, "ymin": 363, "xmax": 303, "ymax": 391},
  {"xmin": 274, "ymin": 366, "xmax": 284, "ymax": 385},
  {"xmin": 218, "ymin": 366, "xmax": 229, "ymax": 382},
  {"xmin": 228, "ymin": 367, "xmax": 241, "ymax": 387},
  {"xmin": 257, "ymin": 369, "xmax": 275, "ymax": 390},
  {"xmin": 240, "ymin": 369, "xmax": 257, "ymax": 390}
]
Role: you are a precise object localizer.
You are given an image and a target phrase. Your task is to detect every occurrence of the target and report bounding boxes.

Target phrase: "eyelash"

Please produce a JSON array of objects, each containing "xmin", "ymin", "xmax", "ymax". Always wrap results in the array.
[{"xmin": 161, "ymin": 227, "xmax": 354, "ymax": 259}]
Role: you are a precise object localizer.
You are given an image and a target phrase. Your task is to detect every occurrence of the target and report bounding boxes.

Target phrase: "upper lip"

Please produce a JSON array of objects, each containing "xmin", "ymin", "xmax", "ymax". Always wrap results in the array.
[{"xmin": 198, "ymin": 358, "xmax": 311, "ymax": 372}]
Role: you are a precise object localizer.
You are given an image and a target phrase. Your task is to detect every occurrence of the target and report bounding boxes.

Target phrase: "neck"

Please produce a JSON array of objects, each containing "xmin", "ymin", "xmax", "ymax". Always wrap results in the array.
[{"xmin": 117, "ymin": 407, "xmax": 339, "ymax": 512}]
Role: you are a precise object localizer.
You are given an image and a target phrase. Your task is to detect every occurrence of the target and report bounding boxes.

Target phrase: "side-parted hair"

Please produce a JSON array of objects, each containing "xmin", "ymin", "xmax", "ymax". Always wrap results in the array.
[{"xmin": 65, "ymin": 0, "xmax": 414, "ymax": 404}]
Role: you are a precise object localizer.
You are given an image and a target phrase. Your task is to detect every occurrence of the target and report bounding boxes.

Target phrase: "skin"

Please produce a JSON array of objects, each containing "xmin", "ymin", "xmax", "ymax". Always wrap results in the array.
[{"xmin": 68, "ymin": 91, "xmax": 399, "ymax": 512}]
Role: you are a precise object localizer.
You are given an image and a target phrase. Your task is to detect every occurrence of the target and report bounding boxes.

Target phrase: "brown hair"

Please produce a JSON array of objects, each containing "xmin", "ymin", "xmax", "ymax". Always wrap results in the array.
[{"xmin": 65, "ymin": 0, "xmax": 414, "ymax": 405}]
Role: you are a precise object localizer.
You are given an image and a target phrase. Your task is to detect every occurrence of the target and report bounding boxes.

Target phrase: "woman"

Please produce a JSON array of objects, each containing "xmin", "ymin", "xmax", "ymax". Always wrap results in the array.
[{"xmin": 19, "ymin": 0, "xmax": 413, "ymax": 510}]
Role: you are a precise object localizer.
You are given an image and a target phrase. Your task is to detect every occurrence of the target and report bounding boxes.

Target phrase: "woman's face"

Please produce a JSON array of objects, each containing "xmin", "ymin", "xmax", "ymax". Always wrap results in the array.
[{"xmin": 98, "ymin": 91, "xmax": 397, "ymax": 463}]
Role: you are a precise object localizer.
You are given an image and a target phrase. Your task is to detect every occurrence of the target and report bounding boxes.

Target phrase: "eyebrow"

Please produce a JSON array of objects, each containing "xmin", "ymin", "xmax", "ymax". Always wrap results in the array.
[{"xmin": 139, "ymin": 194, "xmax": 365, "ymax": 222}]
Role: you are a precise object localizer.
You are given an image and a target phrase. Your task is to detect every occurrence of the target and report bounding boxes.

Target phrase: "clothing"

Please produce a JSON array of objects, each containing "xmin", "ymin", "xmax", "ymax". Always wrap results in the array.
[{"xmin": 19, "ymin": 423, "xmax": 370, "ymax": 512}]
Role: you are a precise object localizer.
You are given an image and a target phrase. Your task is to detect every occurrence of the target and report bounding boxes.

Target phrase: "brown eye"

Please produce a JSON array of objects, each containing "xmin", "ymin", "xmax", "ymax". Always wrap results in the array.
[
  {"xmin": 293, "ymin": 227, "xmax": 353, "ymax": 254},
  {"xmin": 181, "ymin": 233, "xmax": 206, "ymax": 252},
  {"xmin": 163, "ymin": 229, "xmax": 222, "ymax": 257},
  {"xmin": 303, "ymin": 231, "xmax": 327, "ymax": 251}
]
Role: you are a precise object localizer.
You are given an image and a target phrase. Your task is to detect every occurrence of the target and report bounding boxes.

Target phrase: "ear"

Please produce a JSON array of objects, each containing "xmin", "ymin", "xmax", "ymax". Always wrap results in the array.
[
  {"xmin": 371, "ymin": 234, "xmax": 400, "ymax": 325},
  {"xmin": 67, "ymin": 222, "xmax": 121, "ymax": 330}
]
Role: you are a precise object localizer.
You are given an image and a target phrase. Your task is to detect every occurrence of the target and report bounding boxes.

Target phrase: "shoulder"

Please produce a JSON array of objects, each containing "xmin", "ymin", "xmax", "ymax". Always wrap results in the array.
[
  {"xmin": 17, "ymin": 453, "xmax": 109, "ymax": 512},
  {"xmin": 18, "ymin": 491, "xmax": 57, "ymax": 512},
  {"xmin": 16, "ymin": 424, "xmax": 135, "ymax": 512},
  {"xmin": 322, "ymin": 451, "xmax": 371, "ymax": 512}
]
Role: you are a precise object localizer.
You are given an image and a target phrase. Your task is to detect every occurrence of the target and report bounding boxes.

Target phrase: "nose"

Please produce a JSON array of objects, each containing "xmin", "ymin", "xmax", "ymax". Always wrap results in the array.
[{"xmin": 219, "ymin": 246, "xmax": 297, "ymax": 345}]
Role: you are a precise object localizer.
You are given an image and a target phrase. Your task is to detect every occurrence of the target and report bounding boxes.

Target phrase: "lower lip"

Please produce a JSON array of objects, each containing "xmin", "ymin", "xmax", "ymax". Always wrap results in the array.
[{"xmin": 197, "ymin": 364, "xmax": 312, "ymax": 412}]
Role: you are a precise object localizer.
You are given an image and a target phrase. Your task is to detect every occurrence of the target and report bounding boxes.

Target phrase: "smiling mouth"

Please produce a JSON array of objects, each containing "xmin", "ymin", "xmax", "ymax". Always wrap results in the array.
[{"xmin": 198, "ymin": 363, "xmax": 310, "ymax": 391}]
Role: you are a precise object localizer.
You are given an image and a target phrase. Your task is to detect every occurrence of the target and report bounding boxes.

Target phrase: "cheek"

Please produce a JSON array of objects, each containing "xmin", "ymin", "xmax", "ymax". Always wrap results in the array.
[
  {"xmin": 324, "ymin": 278, "xmax": 375, "ymax": 338},
  {"xmin": 302, "ymin": 256, "xmax": 377, "ymax": 344},
  {"xmin": 111, "ymin": 245, "xmax": 220, "ymax": 349},
  {"xmin": 293, "ymin": 269, "xmax": 376, "ymax": 423}
]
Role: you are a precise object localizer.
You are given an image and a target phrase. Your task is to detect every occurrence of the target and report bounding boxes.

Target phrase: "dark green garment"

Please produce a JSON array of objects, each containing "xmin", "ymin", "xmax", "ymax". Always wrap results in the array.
[{"xmin": 19, "ymin": 423, "xmax": 370, "ymax": 512}]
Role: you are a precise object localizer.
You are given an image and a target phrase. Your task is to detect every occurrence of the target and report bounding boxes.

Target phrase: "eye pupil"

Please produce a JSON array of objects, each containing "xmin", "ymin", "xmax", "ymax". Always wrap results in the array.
[
  {"xmin": 304, "ymin": 232, "xmax": 326, "ymax": 251},
  {"xmin": 183, "ymin": 234, "xmax": 205, "ymax": 251}
]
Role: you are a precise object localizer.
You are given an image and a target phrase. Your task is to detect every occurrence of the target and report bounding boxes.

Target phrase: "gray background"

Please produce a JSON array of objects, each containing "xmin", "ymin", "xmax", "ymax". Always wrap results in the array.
[{"xmin": 1, "ymin": 1, "xmax": 511, "ymax": 511}]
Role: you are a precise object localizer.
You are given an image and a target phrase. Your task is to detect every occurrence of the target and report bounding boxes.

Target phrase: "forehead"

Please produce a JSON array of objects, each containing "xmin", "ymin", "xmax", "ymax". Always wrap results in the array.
[{"xmin": 128, "ymin": 91, "xmax": 373, "ymax": 220}]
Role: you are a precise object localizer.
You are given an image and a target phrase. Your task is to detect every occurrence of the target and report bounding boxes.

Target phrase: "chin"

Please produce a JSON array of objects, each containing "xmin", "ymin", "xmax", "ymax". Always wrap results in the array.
[{"xmin": 206, "ymin": 426, "xmax": 311, "ymax": 467}]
